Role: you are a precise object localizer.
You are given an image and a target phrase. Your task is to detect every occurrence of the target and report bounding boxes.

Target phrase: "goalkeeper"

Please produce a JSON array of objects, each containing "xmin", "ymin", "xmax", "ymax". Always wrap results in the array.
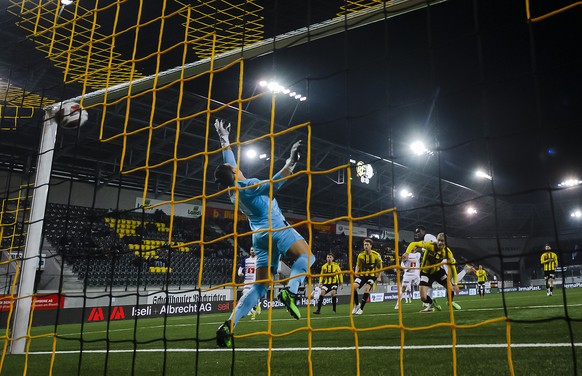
[
  {"xmin": 404, "ymin": 232, "xmax": 461, "ymax": 312},
  {"xmin": 213, "ymin": 119, "xmax": 315, "ymax": 348}
]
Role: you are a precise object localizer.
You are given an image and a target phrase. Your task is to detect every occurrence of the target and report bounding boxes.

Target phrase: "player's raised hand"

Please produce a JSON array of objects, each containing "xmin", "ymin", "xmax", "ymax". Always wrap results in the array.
[
  {"xmin": 214, "ymin": 119, "xmax": 231, "ymax": 147},
  {"xmin": 289, "ymin": 140, "xmax": 302, "ymax": 164}
]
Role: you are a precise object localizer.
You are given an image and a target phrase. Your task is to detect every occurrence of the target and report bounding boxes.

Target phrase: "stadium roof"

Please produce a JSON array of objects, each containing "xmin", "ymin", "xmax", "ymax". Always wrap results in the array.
[{"xmin": 0, "ymin": 0, "xmax": 580, "ymax": 240}]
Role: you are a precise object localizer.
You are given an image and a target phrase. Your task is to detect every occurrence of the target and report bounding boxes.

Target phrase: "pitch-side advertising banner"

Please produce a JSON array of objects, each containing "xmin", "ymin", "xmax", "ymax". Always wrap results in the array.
[{"xmin": 336, "ymin": 223, "xmax": 368, "ymax": 238}]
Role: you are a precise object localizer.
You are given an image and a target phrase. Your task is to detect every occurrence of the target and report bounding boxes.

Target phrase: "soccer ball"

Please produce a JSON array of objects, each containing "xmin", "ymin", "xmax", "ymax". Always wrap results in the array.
[{"xmin": 54, "ymin": 102, "xmax": 88, "ymax": 129}]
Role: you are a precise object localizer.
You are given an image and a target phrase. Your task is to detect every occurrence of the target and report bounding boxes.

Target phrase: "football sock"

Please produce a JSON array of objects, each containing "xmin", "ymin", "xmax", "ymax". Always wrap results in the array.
[
  {"xmin": 317, "ymin": 295, "xmax": 323, "ymax": 310},
  {"xmin": 332, "ymin": 296, "xmax": 337, "ymax": 311},
  {"xmin": 288, "ymin": 254, "xmax": 315, "ymax": 294},
  {"xmin": 353, "ymin": 291, "xmax": 359, "ymax": 305},
  {"xmin": 230, "ymin": 284, "xmax": 267, "ymax": 327},
  {"xmin": 424, "ymin": 296, "xmax": 433, "ymax": 305},
  {"xmin": 361, "ymin": 293, "xmax": 370, "ymax": 309}
]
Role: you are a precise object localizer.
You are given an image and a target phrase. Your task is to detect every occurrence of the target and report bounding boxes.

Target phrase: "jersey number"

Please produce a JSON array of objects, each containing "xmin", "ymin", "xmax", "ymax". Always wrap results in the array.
[{"xmin": 247, "ymin": 267, "xmax": 255, "ymax": 274}]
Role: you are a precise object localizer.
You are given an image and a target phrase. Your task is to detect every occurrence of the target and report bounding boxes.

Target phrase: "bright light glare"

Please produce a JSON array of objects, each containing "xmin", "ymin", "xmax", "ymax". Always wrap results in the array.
[
  {"xmin": 267, "ymin": 82, "xmax": 282, "ymax": 93},
  {"xmin": 61, "ymin": 0, "xmax": 73, "ymax": 5},
  {"xmin": 467, "ymin": 207, "xmax": 478, "ymax": 215},
  {"xmin": 245, "ymin": 149, "xmax": 257, "ymax": 159},
  {"xmin": 258, "ymin": 81, "xmax": 307, "ymax": 101},
  {"xmin": 259, "ymin": 154, "xmax": 267, "ymax": 159},
  {"xmin": 558, "ymin": 179, "xmax": 582, "ymax": 187},
  {"xmin": 571, "ymin": 210, "xmax": 582, "ymax": 219},
  {"xmin": 410, "ymin": 141, "xmax": 427, "ymax": 156},
  {"xmin": 399, "ymin": 189, "xmax": 413, "ymax": 198},
  {"xmin": 475, "ymin": 170, "xmax": 492, "ymax": 180}
]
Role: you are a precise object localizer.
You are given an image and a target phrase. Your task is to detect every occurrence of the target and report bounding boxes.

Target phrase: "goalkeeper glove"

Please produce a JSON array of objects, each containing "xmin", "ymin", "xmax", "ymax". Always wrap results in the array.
[
  {"xmin": 214, "ymin": 119, "xmax": 231, "ymax": 147},
  {"xmin": 284, "ymin": 140, "xmax": 302, "ymax": 172}
]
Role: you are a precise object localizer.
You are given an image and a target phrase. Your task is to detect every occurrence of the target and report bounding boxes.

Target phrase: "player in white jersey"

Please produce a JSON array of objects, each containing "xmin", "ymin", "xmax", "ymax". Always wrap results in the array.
[
  {"xmin": 394, "ymin": 247, "xmax": 421, "ymax": 309},
  {"xmin": 237, "ymin": 247, "xmax": 261, "ymax": 320}
]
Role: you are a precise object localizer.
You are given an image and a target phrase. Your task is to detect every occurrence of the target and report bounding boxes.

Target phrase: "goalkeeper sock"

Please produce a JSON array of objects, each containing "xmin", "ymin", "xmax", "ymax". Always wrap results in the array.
[
  {"xmin": 230, "ymin": 284, "xmax": 267, "ymax": 327},
  {"xmin": 317, "ymin": 296, "xmax": 323, "ymax": 310},
  {"xmin": 353, "ymin": 291, "xmax": 359, "ymax": 305},
  {"xmin": 332, "ymin": 296, "xmax": 337, "ymax": 311},
  {"xmin": 288, "ymin": 254, "xmax": 315, "ymax": 294}
]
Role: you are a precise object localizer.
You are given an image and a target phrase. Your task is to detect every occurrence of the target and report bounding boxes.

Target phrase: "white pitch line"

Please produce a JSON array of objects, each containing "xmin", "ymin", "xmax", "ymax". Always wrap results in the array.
[{"xmin": 26, "ymin": 342, "xmax": 582, "ymax": 355}]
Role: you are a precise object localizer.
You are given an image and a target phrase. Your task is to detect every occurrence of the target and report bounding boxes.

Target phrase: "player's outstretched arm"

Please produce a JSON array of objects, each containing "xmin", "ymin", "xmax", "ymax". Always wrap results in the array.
[
  {"xmin": 215, "ymin": 119, "xmax": 231, "ymax": 148},
  {"xmin": 281, "ymin": 140, "xmax": 302, "ymax": 177}
]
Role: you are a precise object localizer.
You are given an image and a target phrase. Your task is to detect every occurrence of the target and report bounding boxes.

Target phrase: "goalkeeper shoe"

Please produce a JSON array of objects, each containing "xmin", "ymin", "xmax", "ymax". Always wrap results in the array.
[
  {"xmin": 432, "ymin": 299, "xmax": 442, "ymax": 311},
  {"xmin": 354, "ymin": 308, "xmax": 363, "ymax": 315},
  {"xmin": 278, "ymin": 288, "xmax": 301, "ymax": 320},
  {"xmin": 216, "ymin": 321, "xmax": 232, "ymax": 348},
  {"xmin": 449, "ymin": 301, "xmax": 462, "ymax": 310},
  {"xmin": 352, "ymin": 303, "xmax": 361, "ymax": 314}
]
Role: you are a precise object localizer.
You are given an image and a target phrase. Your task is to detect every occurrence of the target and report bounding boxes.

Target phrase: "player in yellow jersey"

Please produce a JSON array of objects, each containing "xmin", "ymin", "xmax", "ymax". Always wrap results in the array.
[
  {"xmin": 352, "ymin": 238, "xmax": 383, "ymax": 315},
  {"xmin": 540, "ymin": 243, "xmax": 558, "ymax": 296},
  {"xmin": 474, "ymin": 265, "xmax": 487, "ymax": 297},
  {"xmin": 314, "ymin": 253, "xmax": 343, "ymax": 314},
  {"xmin": 404, "ymin": 233, "xmax": 460, "ymax": 312}
]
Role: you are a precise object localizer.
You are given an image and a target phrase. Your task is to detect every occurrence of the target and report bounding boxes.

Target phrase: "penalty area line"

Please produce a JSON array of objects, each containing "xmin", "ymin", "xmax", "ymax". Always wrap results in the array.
[{"xmin": 27, "ymin": 342, "xmax": 582, "ymax": 354}]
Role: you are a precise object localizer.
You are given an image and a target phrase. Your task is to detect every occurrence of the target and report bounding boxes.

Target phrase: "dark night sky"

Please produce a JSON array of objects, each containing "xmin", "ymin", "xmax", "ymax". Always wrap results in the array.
[{"xmin": 237, "ymin": 0, "xmax": 582, "ymax": 194}]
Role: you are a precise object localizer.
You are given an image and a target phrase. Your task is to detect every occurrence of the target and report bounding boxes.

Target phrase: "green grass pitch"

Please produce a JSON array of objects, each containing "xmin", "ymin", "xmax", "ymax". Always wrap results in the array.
[{"xmin": 2, "ymin": 288, "xmax": 581, "ymax": 375}]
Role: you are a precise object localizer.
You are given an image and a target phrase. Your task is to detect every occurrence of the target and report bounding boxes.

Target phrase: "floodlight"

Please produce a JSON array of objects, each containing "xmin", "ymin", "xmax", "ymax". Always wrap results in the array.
[
  {"xmin": 475, "ymin": 170, "xmax": 492, "ymax": 180},
  {"xmin": 558, "ymin": 179, "xmax": 582, "ymax": 187},
  {"xmin": 245, "ymin": 149, "xmax": 257, "ymax": 159},
  {"xmin": 399, "ymin": 189, "xmax": 413, "ymax": 198},
  {"xmin": 466, "ymin": 207, "xmax": 478, "ymax": 215},
  {"xmin": 410, "ymin": 141, "xmax": 427, "ymax": 156}
]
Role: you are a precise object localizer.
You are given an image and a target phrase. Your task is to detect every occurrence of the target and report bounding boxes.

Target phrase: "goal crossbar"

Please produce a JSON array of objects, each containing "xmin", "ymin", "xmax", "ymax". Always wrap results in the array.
[{"xmin": 58, "ymin": 0, "xmax": 446, "ymax": 108}]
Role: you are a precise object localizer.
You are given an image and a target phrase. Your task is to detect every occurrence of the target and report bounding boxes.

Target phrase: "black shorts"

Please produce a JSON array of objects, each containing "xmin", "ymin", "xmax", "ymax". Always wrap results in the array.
[
  {"xmin": 354, "ymin": 276, "xmax": 376, "ymax": 288},
  {"xmin": 544, "ymin": 270, "xmax": 555, "ymax": 280},
  {"xmin": 477, "ymin": 281, "xmax": 485, "ymax": 286},
  {"xmin": 321, "ymin": 283, "xmax": 338, "ymax": 294},
  {"xmin": 419, "ymin": 268, "xmax": 448, "ymax": 288}
]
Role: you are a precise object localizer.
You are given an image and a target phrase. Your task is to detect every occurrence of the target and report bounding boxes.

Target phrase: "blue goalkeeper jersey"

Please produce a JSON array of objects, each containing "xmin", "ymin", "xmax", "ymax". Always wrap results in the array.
[{"xmin": 223, "ymin": 149, "xmax": 288, "ymax": 231}]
